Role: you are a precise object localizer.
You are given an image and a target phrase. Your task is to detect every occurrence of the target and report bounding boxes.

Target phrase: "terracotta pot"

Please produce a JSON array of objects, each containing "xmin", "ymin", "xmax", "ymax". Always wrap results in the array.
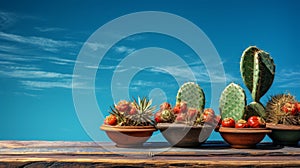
[
  {"xmin": 100, "ymin": 125, "xmax": 156, "ymax": 147},
  {"xmin": 218, "ymin": 127, "xmax": 271, "ymax": 149},
  {"xmin": 267, "ymin": 123, "xmax": 300, "ymax": 146},
  {"xmin": 156, "ymin": 123, "xmax": 214, "ymax": 147}
]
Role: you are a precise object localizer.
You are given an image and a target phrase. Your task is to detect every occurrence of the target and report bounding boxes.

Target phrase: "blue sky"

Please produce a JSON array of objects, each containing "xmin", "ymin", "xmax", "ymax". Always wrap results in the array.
[{"xmin": 0, "ymin": 0, "xmax": 299, "ymax": 141}]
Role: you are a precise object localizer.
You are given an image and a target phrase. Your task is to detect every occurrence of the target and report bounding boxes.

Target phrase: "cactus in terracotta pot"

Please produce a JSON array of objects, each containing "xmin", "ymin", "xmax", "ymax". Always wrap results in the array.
[
  {"xmin": 240, "ymin": 46, "xmax": 275, "ymax": 119},
  {"xmin": 108, "ymin": 97, "xmax": 156, "ymax": 126},
  {"xmin": 155, "ymin": 82, "xmax": 219, "ymax": 147},
  {"xmin": 220, "ymin": 46, "xmax": 276, "ymax": 121},
  {"xmin": 155, "ymin": 82, "xmax": 220, "ymax": 126}
]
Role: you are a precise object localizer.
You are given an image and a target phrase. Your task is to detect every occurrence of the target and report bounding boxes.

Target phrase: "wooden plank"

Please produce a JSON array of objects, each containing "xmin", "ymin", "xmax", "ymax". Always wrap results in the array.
[{"xmin": 0, "ymin": 141, "xmax": 300, "ymax": 167}]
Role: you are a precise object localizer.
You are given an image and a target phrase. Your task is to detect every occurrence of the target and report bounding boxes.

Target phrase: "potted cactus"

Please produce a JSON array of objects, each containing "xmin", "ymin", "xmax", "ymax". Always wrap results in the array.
[
  {"xmin": 265, "ymin": 94, "xmax": 300, "ymax": 146},
  {"xmin": 100, "ymin": 97, "xmax": 157, "ymax": 147},
  {"xmin": 155, "ymin": 82, "xmax": 220, "ymax": 147},
  {"xmin": 217, "ymin": 46, "xmax": 274, "ymax": 148}
]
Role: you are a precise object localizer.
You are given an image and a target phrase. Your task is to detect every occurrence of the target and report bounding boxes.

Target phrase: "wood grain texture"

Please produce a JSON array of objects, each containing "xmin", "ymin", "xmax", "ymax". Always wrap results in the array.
[{"xmin": 0, "ymin": 141, "xmax": 300, "ymax": 167}]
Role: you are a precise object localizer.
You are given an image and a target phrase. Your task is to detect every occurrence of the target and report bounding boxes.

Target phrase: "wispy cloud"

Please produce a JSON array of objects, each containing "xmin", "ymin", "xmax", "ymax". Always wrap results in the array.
[
  {"xmin": 0, "ymin": 62, "xmax": 75, "ymax": 90},
  {"xmin": 0, "ymin": 44, "xmax": 23, "ymax": 54},
  {"xmin": 126, "ymin": 35, "xmax": 146, "ymax": 41},
  {"xmin": 42, "ymin": 56, "xmax": 76, "ymax": 66},
  {"xmin": 131, "ymin": 80, "xmax": 173, "ymax": 87},
  {"xmin": 0, "ymin": 69, "xmax": 73, "ymax": 79},
  {"xmin": 1, "ymin": 65, "xmax": 40, "ymax": 71},
  {"xmin": 0, "ymin": 52, "xmax": 40, "ymax": 63},
  {"xmin": 20, "ymin": 78, "xmax": 100, "ymax": 90},
  {"xmin": 0, "ymin": 11, "xmax": 83, "ymax": 92},
  {"xmin": 145, "ymin": 63, "xmax": 237, "ymax": 84},
  {"xmin": 0, "ymin": 31, "xmax": 77, "ymax": 52},
  {"xmin": 276, "ymin": 69, "xmax": 300, "ymax": 88},
  {"xmin": 114, "ymin": 46, "xmax": 135, "ymax": 54},
  {"xmin": 85, "ymin": 42, "xmax": 108, "ymax": 51},
  {"xmin": 103, "ymin": 56, "xmax": 123, "ymax": 62},
  {"xmin": 0, "ymin": 60, "xmax": 16, "ymax": 65},
  {"xmin": 85, "ymin": 65, "xmax": 117, "ymax": 70},
  {"xmin": 148, "ymin": 66, "xmax": 197, "ymax": 80},
  {"xmin": 34, "ymin": 27, "xmax": 66, "ymax": 32},
  {"xmin": 21, "ymin": 80, "xmax": 72, "ymax": 90}
]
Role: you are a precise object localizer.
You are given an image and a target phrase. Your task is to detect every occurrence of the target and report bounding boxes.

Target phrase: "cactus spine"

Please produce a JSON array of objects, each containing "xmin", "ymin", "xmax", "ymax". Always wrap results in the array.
[
  {"xmin": 219, "ymin": 83, "xmax": 246, "ymax": 121},
  {"xmin": 176, "ymin": 82, "xmax": 205, "ymax": 112}
]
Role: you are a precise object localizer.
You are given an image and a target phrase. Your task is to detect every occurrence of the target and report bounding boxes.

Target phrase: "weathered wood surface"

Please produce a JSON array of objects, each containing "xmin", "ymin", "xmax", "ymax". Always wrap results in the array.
[{"xmin": 0, "ymin": 141, "xmax": 300, "ymax": 167}]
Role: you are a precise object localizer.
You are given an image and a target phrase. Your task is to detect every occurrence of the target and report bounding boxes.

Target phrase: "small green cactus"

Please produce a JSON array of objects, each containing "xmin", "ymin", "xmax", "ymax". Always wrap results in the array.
[
  {"xmin": 176, "ymin": 82, "xmax": 205, "ymax": 112},
  {"xmin": 245, "ymin": 102, "xmax": 266, "ymax": 120},
  {"xmin": 161, "ymin": 109, "xmax": 175, "ymax": 123},
  {"xmin": 219, "ymin": 83, "xmax": 246, "ymax": 121}
]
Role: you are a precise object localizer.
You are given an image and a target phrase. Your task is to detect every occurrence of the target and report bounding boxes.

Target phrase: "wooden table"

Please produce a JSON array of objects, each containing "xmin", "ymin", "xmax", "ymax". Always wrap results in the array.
[{"xmin": 0, "ymin": 141, "xmax": 300, "ymax": 167}]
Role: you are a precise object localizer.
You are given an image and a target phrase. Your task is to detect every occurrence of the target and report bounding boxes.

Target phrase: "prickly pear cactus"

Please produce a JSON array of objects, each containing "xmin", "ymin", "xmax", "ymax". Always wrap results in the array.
[
  {"xmin": 245, "ymin": 102, "xmax": 266, "ymax": 120},
  {"xmin": 240, "ymin": 46, "xmax": 275, "ymax": 102},
  {"xmin": 176, "ymin": 82, "xmax": 205, "ymax": 112},
  {"xmin": 219, "ymin": 83, "xmax": 246, "ymax": 121}
]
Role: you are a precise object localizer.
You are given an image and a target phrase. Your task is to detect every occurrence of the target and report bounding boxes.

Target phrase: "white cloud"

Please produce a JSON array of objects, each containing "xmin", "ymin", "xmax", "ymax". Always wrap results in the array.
[
  {"xmin": 14, "ymin": 91, "xmax": 39, "ymax": 97},
  {"xmin": 85, "ymin": 65, "xmax": 117, "ymax": 70},
  {"xmin": 0, "ymin": 69, "xmax": 73, "ymax": 79},
  {"xmin": 275, "ymin": 69, "xmax": 300, "ymax": 88},
  {"xmin": 44, "ymin": 56, "xmax": 76, "ymax": 66},
  {"xmin": 126, "ymin": 35, "xmax": 146, "ymax": 41},
  {"xmin": 34, "ymin": 27, "xmax": 66, "ymax": 32},
  {"xmin": 21, "ymin": 80, "xmax": 72, "ymax": 89},
  {"xmin": 0, "ymin": 31, "xmax": 77, "ymax": 52},
  {"xmin": 2, "ymin": 65, "xmax": 40, "ymax": 71},
  {"xmin": 0, "ymin": 60, "xmax": 15, "ymax": 65},
  {"xmin": 20, "ymin": 77, "xmax": 98, "ymax": 90},
  {"xmin": 0, "ymin": 52, "xmax": 35, "ymax": 62},
  {"xmin": 114, "ymin": 46, "xmax": 135, "ymax": 54},
  {"xmin": 145, "ymin": 63, "xmax": 236, "ymax": 84},
  {"xmin": 103, "ymin": 57, "xmax": 123, "ymax": 62},
  {"xmin": 131, "ymin": 80, "xmax": 169, "ymax": 87},
  {"xmin": 149, "ymin": 66, "xmax": 195, "ymax": 80},
  {"xmin": 0, "ymin": 44, "xmax": 20, "ymax": 53},
  {"xmin": 85, "ymin": 42, "xmax": 108, "ymax": 51}
]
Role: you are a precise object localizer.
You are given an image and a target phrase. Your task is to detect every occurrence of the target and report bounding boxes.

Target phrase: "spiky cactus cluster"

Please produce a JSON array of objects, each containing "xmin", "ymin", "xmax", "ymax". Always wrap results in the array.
[
  {"xmin": 109, "ymin": 97, "xmax": 155, "ymax": 126},
  {"xmin": 220, "ymin": 46, "xmax": 275, "ymax": 121},
  {"xmin": 266, "ymin": 94, "xmax": 300, "ymax": 125}
]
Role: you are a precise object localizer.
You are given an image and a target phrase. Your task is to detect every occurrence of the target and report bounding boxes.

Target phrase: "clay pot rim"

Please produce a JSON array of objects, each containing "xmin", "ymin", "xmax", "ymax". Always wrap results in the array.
[
  {"xmin": 100, "ymin": 124, "xmax": 156, "ymax": 132},
  {"xmin": 219, "ymin": 127, "xmax": 271, "ymax": 133},
  {"xmin": 266, "ymin": 123, "xmax": 300, "ymax": 130},
  {"xmin": 156, "ymin": 123, "xmax": 213, "ymax": 129}
]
